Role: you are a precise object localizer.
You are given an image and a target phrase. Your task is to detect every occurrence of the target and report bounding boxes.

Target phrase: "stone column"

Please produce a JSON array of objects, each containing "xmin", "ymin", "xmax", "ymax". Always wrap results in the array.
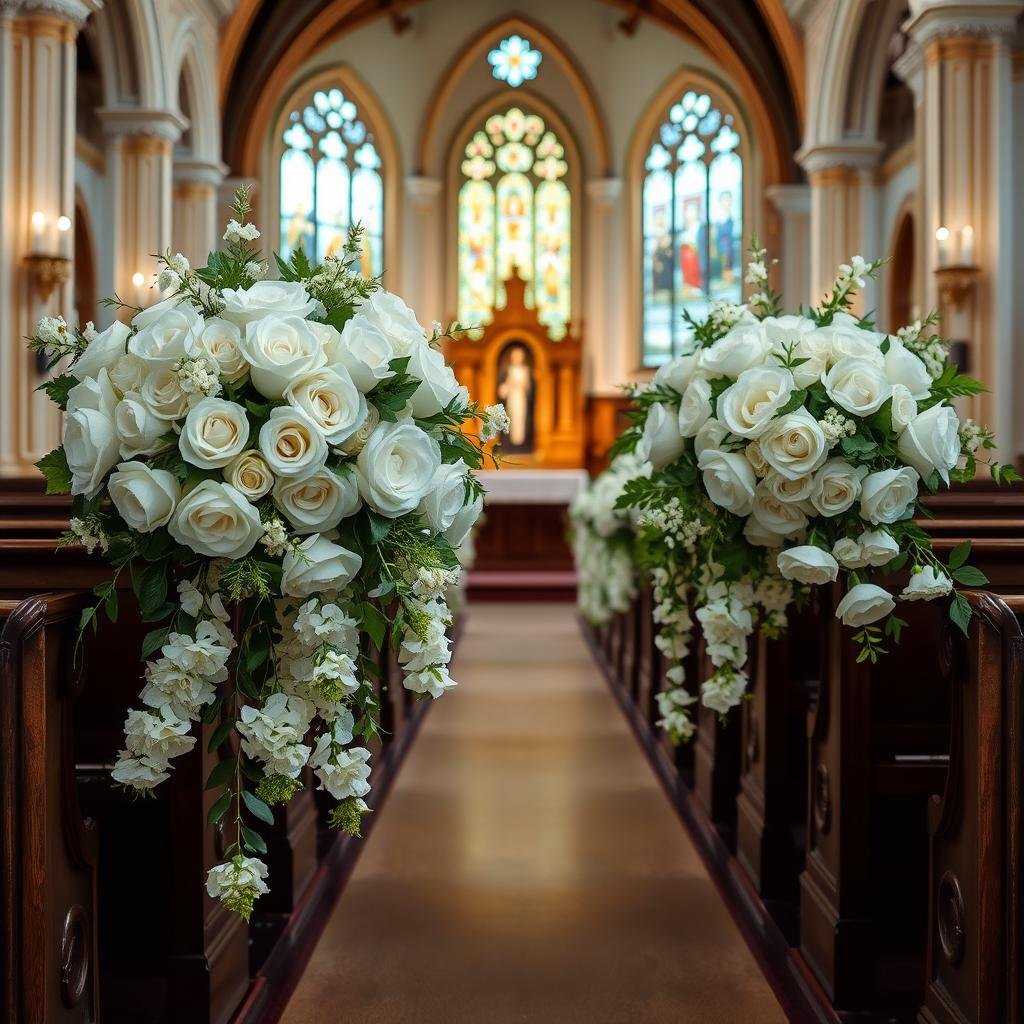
[
  {"xmin": 0, "ymin": 0, "xmax": 97, "ymax": 476},
  {"xmin": 765, "ymin": 184, "xmax": 811, "ymax": 309},
  {"xmin": 404, "ymin": 176, "xmax": 443, "ymax": 323},
  {"xmin": 99, "ymin": 109, "xmax": 186, "ymax": 314},
  {"xmin": 583, "ymin": 177, "xmax": 622, "ymax": 394},
  {"xmin": 903, "ymin": 0, "xmax": 1023, "ymax": 454},
  {"xmin": 173, "ymin": 159, "xmax": 227, "ymax": 268},
  {"xmin": 797, "ymin": 143, "xmax": 883, "ymax": 313}
]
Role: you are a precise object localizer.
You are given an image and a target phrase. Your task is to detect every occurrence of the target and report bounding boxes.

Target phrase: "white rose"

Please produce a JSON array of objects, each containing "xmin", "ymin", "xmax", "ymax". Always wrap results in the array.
[
  {"xmin": 115, "ymin": 392, "xmax": 167, "ymax": 458},
  {"xmin": 698, "ymin": 448, "xmax": 757, "ymax": 517},
  {"xmin": 860, "ymin": 467, "xmax": 919, "ymax": 525},
  {"xmin": 751, "ymin": 484, "xmax": 808, "ymax": 538},
  {"xmin": 281, "ymin": 535, "xmax": 363, "ymax": 599},
  {"xmin": 108, "ymin": 461, "xmax": 180, "ymax": 532},
  {"xmin": 653, "ymin": 353, "xmax": 699, "ymax": 394},
  {"xmin": 73, "ymin": 320, "xmax": 130, "ymax": 380},
  {"xmin": 763, "ymin": 315, "xmax": 820, "ymax": 383},
  {"xmin": 140, "ymin": 368, "xmax": 188, "ymax": 421},
  {"xmin": 900, "ymin": 565, "xmax": 953, "ymax": 602},
  {"xmin": 718, "ymin": 365, "xmax": 795, "ymax": 438},
  {"xmin": 782, "ymin": 328, "xmax": 834, "ymax": 388},
  {"xmin": 419, "ymin": 459, "xmax": 470, "ymax": 534},
  {"xmin": 743, "ymin": 516, "xmax": 785, "ymax": 548},
  {"xmin": 167, "ymin": 480, "xmax": 262, "ymax": 559},
  {"xmin": 776, "ymin": 545, "xmax": 840, "ymax": 585},
  {"xmin": 356, "ymin": 290, "xmax": 426, "ymax": 356},
  {"xmin": 637, "ymin": 403, "xmax": 684, "ymax": 469},
  {"xmin": 332, "ymin": 315, "xmax": 395, "ymax": 392},
  {"xmin": 178, "ymin": 398, "xmax": 250, "ymax": 469},
  {"xmin": 129, "ymin": 302, "xmax": 201, "ymax": 368},
  {"xmin": 858, "ymin": 529, "xmax": 900, "ymax": 566},
  {"xmin": 762, "ymin": 469, "xmax": 814, "ymax": 504},
  {"xmin": 285, "ymin": 367, "xmax": 367, "ymax": 445},
  {"xmin": 356, "ymin": 421, "xmax": 441, "ymax": 516},
  {"xmin": 108, "ymin": 354, "xmax": 147, "ymax": 396},
  {"xmin": 810, "ymin": 459, "xmax": 867, "ymax": 517},
  {"xmin": 407, "ymin": 342, "xmax": 464, "ymax": 419},
  {"xmin": 259, "ymin": 406, "xmax": 329, "ymax": 478},
  {"xmin": 897, "ymin": 404, "xmax": 960, "ymax": 484},
  {"xmin": 240, "ymin": 315, "xmax": 326, "ymax": 399},
  {"xmin": 694, "ymin": 418, "xmax": 728, "ymax": 459},
  {"xmin": 884, "ymin": 339, "xmax": 932, "ymax": 399},
  {"xmin": 66, "ymin": 369, "xmax": 117, "ymax": 418},
  {"xmin": 700, "ymin": 323, "xmax": 772, "ymax": 377},
  {"xmin": 273, "ymin": 469, "xmax": 361, "ymax": 534},
  {"xmin": 188, "ymin": 317, "xmax": 248, "ymax": 384},
  {"xmin": 817, "ymin": 317, "xmax": 885, "ymax": 366},
  {"xmin": 889, "ymin": 384, "xmax": 918, "ymax": 431},
  {"xmin": 823, "ymin": 357, "xmax": 892, "ymax": 416},
  {"xmin": 225, "ymin": 450, "xmax": 274, "ymax": 500},
  {"xmin": 445, "ymin": 491, "xmax": 483, "ymax": 548},
  {"xmin": 220, "ymin": 280, "xmax": 318, "ymax": 326},
  {"xmin": 677, "ymin": 377, "xmax": 714, "ymax": 438},
  {"xmin": 832, "ymin": 537, "xmax": 867, "ymax": 569},
  {"xmin": 64, "ymin": 370, "xmax": 119, "ymax": 497},
  {"xmin": 759, "ymin": 408, "xmax": 828, "ymax": 480},
  {"xmin": 835, "ymin": 583, "xmax": 895, "ymax": 626}
]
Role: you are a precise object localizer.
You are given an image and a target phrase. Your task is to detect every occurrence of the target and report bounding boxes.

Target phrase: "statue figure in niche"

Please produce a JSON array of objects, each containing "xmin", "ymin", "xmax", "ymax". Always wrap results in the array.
[
  {"xmin": 496, "ymin": 342, "xmax": 535, "ymax": 453},
  {"xmin": 679, "ymin": 197, "xmax": 706, "ymax": 296}
]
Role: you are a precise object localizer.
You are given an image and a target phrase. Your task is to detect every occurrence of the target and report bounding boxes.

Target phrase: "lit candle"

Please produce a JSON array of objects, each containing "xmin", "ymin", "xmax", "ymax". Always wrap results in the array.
[
  {"xmin": 958, "ymin": 225, "xmax": 974, "ymax": 266},
  {"xmin": 30, "ymin": 210, "xmax": 45, "ymax": 254},
  {"xmin": 131, "ymin": 271, "xmax": 146, "ymax": 308},
  {"xmin": 56, "ymin": 215, "xmax": 71, "ymax": 258},
  {"xmin": 935, "ymin": 226, "xmax": 951, "ymax": 268}
]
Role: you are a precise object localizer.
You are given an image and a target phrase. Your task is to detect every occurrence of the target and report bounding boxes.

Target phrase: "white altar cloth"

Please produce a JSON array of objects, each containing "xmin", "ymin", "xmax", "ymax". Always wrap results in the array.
[{"xmin": 476, "ymin": 468, "xmax": 590, "ymax": 505}]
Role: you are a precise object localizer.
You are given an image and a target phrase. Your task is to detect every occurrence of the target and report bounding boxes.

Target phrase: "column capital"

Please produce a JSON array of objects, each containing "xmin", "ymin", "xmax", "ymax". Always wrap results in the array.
[
  {"xmin": 796, "ymin": 141, "xmax": 884, "ymax": 177},
  {"xmin": 174, "ymin": 158, "xmax": 228, "ymax": 188},
  {"xmin": 766, "ymin": 183, "xmax": 810, "ymax": 215},
  {"xmin": 98, "ymin": 107, "xmax": 188, "ymax": 144},
  {"xmin": 405, "ymin": 175, "xmax": 442, "ymax": 209},
  {"xmin": 10, "ymin": 0, "xmax": 100, "ymax": 26},
  {"xmin": 585, "ymin": 177, "xmax": 622, "ymax": 208},
  {"xmin": 893, "ymin": 37, "xmax": 925, "ymax": 102},
  {"xmin": 904, "ymin": 1, "xmax": 1024, "ymax": 48}
]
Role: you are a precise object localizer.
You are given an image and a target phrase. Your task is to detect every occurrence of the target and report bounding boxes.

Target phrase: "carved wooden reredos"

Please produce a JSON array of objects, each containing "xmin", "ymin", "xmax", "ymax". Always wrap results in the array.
[{"xmin": 444, "ymin": 271, "xmax": 585, "ymax": 468}]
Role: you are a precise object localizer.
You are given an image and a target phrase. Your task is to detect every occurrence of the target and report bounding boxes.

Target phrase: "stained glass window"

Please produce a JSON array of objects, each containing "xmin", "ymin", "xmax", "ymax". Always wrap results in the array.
[
  {"xmin": 457, "ymin": 107, "xmax": 571, "ymax": 339},
  {"xmin": 487, "ymin": 34, "xmax": 542, "ymax": 88},
  {"xmin": 279, "ymin": 86, "xmax": 383, "ymax": 278},
  {"xmin": 641, "ymin": 90, "xmax": 743, "ymax": 366}
]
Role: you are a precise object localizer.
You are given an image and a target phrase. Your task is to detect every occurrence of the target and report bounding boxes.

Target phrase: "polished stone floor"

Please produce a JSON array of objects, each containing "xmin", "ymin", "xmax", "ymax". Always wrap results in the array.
[{"xmin": 280, "ymin": 602, "xmax": 787, "ymax": 1023}]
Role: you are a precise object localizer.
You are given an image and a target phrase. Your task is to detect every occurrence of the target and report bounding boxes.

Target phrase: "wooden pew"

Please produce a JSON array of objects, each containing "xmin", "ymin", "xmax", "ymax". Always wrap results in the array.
[
  {"xmin": 0, "ymin": 591, "xmax": 99, "ymax": 1024},
  {"xmin": 918, "ymin": 590, "xmax": 1023, "ymax": 1024}
]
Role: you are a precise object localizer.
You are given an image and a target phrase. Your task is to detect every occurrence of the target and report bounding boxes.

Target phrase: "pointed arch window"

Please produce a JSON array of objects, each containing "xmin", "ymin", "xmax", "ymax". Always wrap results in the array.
[
  {"xmin": 457, "ymin": 106, "xmax": 571, "ymax": 340},
  {"xmin": 641, "ymin": 89, "xmax": 743, "ymax": 366},
  {"xmin": 279, "ymin": 86, "xmax": 384, "ymax": 277}
]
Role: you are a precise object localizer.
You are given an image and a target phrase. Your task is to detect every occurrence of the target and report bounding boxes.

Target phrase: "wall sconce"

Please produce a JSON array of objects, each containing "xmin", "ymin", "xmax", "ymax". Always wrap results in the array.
[
  {"xmin": 131, "ymin": 271, "xmax": 148, "ymax": 309},
  {"xmin": 25, "ymin": 210, "xmax": 72, "ymax": 303},
  {"xmin": 934, "ymin": 225, "xmax": 978, "ymax": 311}
]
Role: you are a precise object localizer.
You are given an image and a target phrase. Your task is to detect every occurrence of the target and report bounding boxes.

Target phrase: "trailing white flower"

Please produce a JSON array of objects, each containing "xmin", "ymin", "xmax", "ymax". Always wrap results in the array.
[
  {"xmin": 206, "ymin": 856, "xmax": 269, "ymax": 921},
  {"xmin": 223, "ymin": 219, "xmax": 260, "ymax": 243},
  {"xmin": 480, "ymin": 402, "xmax": 510, "ymax": 443}
]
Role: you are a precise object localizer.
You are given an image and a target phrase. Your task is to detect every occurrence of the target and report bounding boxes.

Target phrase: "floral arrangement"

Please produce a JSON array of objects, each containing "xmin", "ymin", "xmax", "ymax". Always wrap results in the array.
[
  {"xmin": 585, "ymin": 245, "xmax": 1017, "ymax": 744},
  {"xmin": 29, "ymin": 189, "xmax": 503, "ymax": 919}
]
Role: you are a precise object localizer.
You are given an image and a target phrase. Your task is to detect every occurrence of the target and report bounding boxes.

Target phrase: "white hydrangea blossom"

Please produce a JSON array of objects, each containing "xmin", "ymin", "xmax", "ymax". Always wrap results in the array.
[
  {"xmin": 398, "ymin": 594, "xmax": 457, "ymax": 698},
  {"xmin": 480, "ymin": 403, "xmax": 511, "ymax": 443},
  {"xmin": 223, "ymin": 219, "xmax": 260, "ymax": 243},
  {"xmin": 237, "ymin": 692, "xmax": 314, "ymax": 779}
]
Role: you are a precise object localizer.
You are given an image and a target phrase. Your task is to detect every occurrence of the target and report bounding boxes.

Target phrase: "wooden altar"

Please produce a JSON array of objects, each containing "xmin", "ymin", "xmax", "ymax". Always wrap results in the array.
[{"xmin": 445, "ymin": 272, "xmax": 585, "ymax": 468}]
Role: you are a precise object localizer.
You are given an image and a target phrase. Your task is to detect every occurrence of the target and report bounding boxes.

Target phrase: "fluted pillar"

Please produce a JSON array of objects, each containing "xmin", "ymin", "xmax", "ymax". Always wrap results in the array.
[
  {"xmin": 404, "ymin": 175, "xmax": 442, "ymax": 322},
  {"xmin": 584, "ymin": 177, "xmax": 622, "ymax": 394},
  {"xmin": 173, "ymin": 159, "xmax": 227, "ymax": 268},
  {"xmin": 0, "ymin": 0, "xmax": 97, "ymax": 476},
  {"xmin": 99, "ymin": 109, "xmax": 185, "ymax": 314},
  {"xmin": 903, "ymin": 0, "xmax": 1023, "ymax": 454},
  {"xmin": 765, "ymin": 184, "xmax": 811, "ymax": 309}
]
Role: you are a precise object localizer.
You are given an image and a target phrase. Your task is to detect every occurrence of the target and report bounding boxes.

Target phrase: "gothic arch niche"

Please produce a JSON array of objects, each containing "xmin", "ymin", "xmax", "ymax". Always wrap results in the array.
[
  {"xmin": 266, "ymin": 65, "xmax": 400, "ymax": 288},
  {"xmin": 887, "ymin": 201, "xmax": 917, "ymax": 331}
]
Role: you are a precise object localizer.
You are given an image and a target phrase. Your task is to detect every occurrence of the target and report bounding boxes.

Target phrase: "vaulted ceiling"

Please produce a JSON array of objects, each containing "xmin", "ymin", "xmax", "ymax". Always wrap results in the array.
[{"xmin": 220, "ymin": 0, "xmax": 804, "ymax": 180}]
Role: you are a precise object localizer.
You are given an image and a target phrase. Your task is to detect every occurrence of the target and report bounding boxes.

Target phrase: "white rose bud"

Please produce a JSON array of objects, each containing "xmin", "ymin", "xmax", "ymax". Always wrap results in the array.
[
  {"xmin": 445, "ymin": 491, "xmax": 483, "ymax": 548},
  {"xmin": 678, "ymin": 377, "xmax": 714, "ymax": 438},
  {"xmin": 273, "ymin": 469, "xmax": 361, "ymax": 534},
  {"xmin": 333, "ymin": 315, "xmax": 396, "ymax": 392},
  {"xmin": 637, "ymin": 403, "xmax": 685, "ymax": 469},
  {"xmin": 167, "ymin": 480, "xmax": 262, "ymax": 559},
  {"xmin": 832, "ymin": 537, "xmax": 867, "ymax": 569},
  {"xmin": 188, "ymin": 317, "xmax": 248, "ymax": 384},
  {"xmin": 693, "ymin": 418, "xmax": 728, "ymax": 459},
  {"xmin": 897, "ymin": 404, "xmax": 960, "ymax": 485},
  {"xmin": 240, "ymin": 315, "xmax": 326, "ymax": 399},
  {"xmin": 115, "ymin": 392, "xmax": 167, "ymax": 458},
  {"xmin": 140, "ymin": 367, "xmax": 189, "ymax": 421},
  {"xmin": 889, "ymin": 384, "xmax": 918, "ymax": 431},
  {"xmin": 818, "ymin": 319, "xmax": 885, "ymax": 366},
  {"xmin": 699, "ymin": 323, "xmax": 772, "ymax": 377},
  {"xmin": 129, "ymin": 301, "xmax": 201, "ymax": 368},
  {"xmin": 718, "ymin": 365, "xmax": 795, "ymax": 438},
  {"xmin": 823, "ymin": 356, "xmax": 892, "ymax": 416},
  {"xmin": 108, "ymin": 461, "xmax": 180, "ymax": 532},
  {"xmin": 860, "ymin": 467, "xmax": 920, "ymax": 525},
  {"xmin": 108, "ymin": 354, "xmax": 147, "ymax": 396},
  {"xmin": 419, "ymin": 459, "xmax": 470, "ymax": 534},
  {"xmin": 835, "ymin": 583, "xmax": 895, "ymax": 627},
  {"xmin": 776, "ymin": 545, "xmax": 840, "ymax": 585},
  {"xmin": 259, "ymin": 406, "xmax": 329, "ymax": 478},
  {"xmin": 743, "ymin": 516, "xmax": 785, "ymax": 548},
  {"xmin": 406, "ymin": 342, "xmax": 464, "ymax": 418},
  {"xmin": 179, "ymin": 398, "xmax": 250, "ymax": 469},
  {"xmin": 900, "ymin": 565, "xmax": 953, "ymax": 602},
  {"xmin": 761, "ymin": 469, "xmax": 814, "ymax": 504},
  {"xmin": 356, "ymin": 421, "xmax": 441, "ymax": 517},
  {"xmin": 220, "ymin": 280, "xmax": 318, "ymax": 327},
  {"xmin": 810, "ymin": 459, "xmax": 867, "ymax": 517},
  {"xmin": 653, "ymin": 353, "xmax": 698, "ymax": 393},
  {"xmin": 751, "ymin": 484, "xmax": 808, "ymax": 538},
  {"xmin": 759, "ymin": 408, "xmax": 828, "ymax": 480},
  {"xmin": 355, "ymin": 290, "xmax": 426, "ymax": 356},
  {"xmin": 64, "ymin": 370, "xmax": 119, "ymax": 497},
  {"xmin": 281, "ymin": 534, "xmax": 363, "ymax": 599},
  {"xmin": 225, "ymin": 450, "xmax": 274, "ymax": 500},
  {"xmin": 884, "ymin": 339, "xmax": 932, "ymax": 400},
  {"xmin": 697, "ymin": 448, "xmax": 757, "ymax": 517},
  {"xmin": 285, "ymin": 367, "xmax": 367, "ymax": 445},
  {"xmin": 73, "ymin": 320, "xmax": 131, "ymax": 380},
  {"xmin": 858, "ymin": 529, "xmax": 900, "ymax": 567}
]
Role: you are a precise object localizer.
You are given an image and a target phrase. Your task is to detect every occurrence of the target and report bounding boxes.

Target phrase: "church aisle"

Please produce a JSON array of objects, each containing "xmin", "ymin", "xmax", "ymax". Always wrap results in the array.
[{"xmin": 280, "ymin": 603, "xmax": 787, "ymax": 1024}]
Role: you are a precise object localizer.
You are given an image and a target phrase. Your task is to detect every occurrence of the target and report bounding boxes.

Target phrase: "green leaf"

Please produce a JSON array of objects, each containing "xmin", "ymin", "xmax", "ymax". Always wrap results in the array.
[
  {"xmin": 135, "ymin": 561, "xmax": 169, "ymax": 618},
  {"xmin": 952, "ymin": 565, "xmax": 989, "ymax": 586},
  {"xmin": 37, "ymin": 373, "xmax": 78, "ymax": 410},
  {"xmin": 774, "ymin": 388, "xmax": 807, "ymax": 417},
  {"xmin": 205, "ymin": 757, "xmax": 237, "ymax": 791},
  {"xmin": 242, "ymin": 790, "xmax": 275, "ymax": 825},
  {"xmin": 207, "ymin": 716, "xmax": 236, "ymax": 754},
  {"xmin": 207, "ymin": 790, "xmax": 232, "ymax": 826},
  {"xmin": 365, "ymin": 509, "xmax": 392, "ymax": 545},
  {"xmin": 240, "ymin": 824, "xmax": 267, "ymax": 855},
  {"xmin": 360, "ymin": 601, "xmax": 388, "ymax": 651},
  {"xmin": 35, "ymin": 446, "xmax": 72, "ymax": 495},
  {"xmin": 947, "ymin": 540, "xmax": 971, "ymax": 571},
  {"xmin": 949, "ymin": 592, "xmax": 972, "ymax": 637},
  {"xmin": 140, "ymin": 626, "xmax": 170, "ymax": 660}
]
